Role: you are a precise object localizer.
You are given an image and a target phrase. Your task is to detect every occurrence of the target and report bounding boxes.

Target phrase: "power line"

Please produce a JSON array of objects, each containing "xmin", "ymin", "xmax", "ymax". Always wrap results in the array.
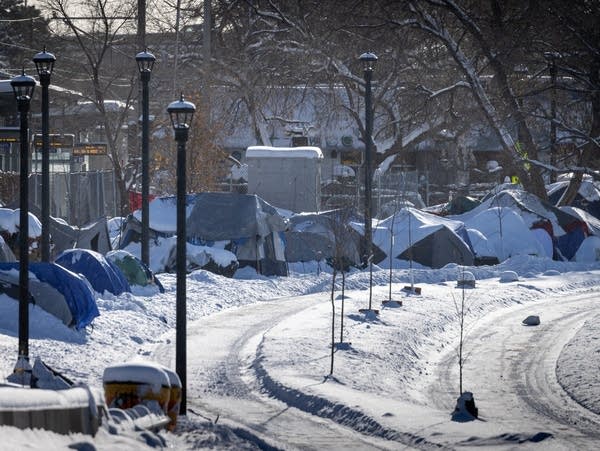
[{"xmin": 0, "ymin": 16, "xmax": 45, "ymax": 23}]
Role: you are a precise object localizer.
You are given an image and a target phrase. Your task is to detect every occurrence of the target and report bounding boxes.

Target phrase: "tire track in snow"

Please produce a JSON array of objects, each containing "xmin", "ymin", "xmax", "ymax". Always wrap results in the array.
[
  {"xmin": 251, "ymin": 335, "xmax": 450, "ymax": 450},
  {"xmin": 426, "ymin": 293, "xmax": 600, "ymax": 448}
]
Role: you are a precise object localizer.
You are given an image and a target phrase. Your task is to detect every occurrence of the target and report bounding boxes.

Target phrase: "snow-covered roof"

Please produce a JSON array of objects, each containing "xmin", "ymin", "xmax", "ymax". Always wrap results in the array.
[{"xmin": 246, "ymin": 146, "xmax": 323, "ymax": 159}]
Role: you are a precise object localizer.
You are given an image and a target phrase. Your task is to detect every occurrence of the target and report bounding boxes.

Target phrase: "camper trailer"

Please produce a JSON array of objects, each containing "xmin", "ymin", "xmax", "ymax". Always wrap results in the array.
[{"xmin": 246, "ymin": 146, "xmax": 323, "ymax": 212}]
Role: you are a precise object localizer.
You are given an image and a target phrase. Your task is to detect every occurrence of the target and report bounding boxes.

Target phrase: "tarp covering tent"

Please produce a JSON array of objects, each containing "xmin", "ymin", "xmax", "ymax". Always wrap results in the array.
[
  {"xmin": 373, "ymin": 207, "xmax": 474, "ymax": 268},
  {"xmin": 0, "ymin": 262, "xmax": 99, "ymax": 329},
  {"xmin": 120, "ymin": 193, "xmax": 288, "ymax": 276},
  {"xmin": 461, "ymin": 207, "xmax": 548, "ymax": 260},
  {"xmin": 439, "ymin": 196, "xmax": 481, "ymax": 216},
  {"xmin": 460, "ymin": 188, "xmax": 578, "ymax": 234},
  {"xmin": 106, "ymin": 250, "xmax": 164, "ymax": 292},
  {"xmin": 561, "ymin": 206, "xmax": 600, "ymax": 237},
  {"xmin": 55, "ymin": 249, "xmax": 131, "ymax": 296},
  {"xmin": 547, "ymin": 179, "xmax": 600, "ymax": 219},
  {"xmin": 285, "ymin": 209, "xmax": 379, "ymax": 268},
  {"xmin": 454, "ymin": 188, "xmax": 590, "ymax": 261},
  {"xmin": 186, "ymin": 193, "xmax": 289, "ymax": 276},
  {"xmin": 28, "ymin": 205, "xmax": 112, "ymax": 258}
]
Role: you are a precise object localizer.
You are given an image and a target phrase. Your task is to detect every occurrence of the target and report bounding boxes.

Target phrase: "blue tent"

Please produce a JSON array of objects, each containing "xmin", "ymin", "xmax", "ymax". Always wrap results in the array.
[
  {"xmin": 55, "ymin": 249, "xmax": 131, "ymax": 296},
  {"xmin": 0, "ymin": 262, "xmax": 99, "ymax": 329}
]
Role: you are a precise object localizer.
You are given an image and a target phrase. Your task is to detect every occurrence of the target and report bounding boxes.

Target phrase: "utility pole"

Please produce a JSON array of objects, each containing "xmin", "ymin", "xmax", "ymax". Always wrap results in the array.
[{"xmin": 137, "ymin": 0, "xmax": 146, "ymax": 50}]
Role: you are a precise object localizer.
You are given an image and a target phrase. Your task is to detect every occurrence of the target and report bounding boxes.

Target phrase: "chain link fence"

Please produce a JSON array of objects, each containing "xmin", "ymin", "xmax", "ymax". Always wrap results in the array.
[{"xmin": 29, "ymin": 171, "xmax": 119, "ymax": 226}]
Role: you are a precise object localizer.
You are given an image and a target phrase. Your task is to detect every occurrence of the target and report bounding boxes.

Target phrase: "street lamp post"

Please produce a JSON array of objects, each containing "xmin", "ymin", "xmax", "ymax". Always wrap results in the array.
[
  {"xmin": 359, "ymin": 51, "xmax": 377, "ymax": 313},
  {"xmin": 167, "ymin": 94, "xmax": 195, "ymax": 415},
  {"xmin": 11, "ymin": 70, "xmax": 36, "ymax": 378},
  {"xmin": 136, "ymin": 50, "xmax": 155, "ymax": 267},
  {"xmin": 33, "ymin": 48, "xmax": 56, "ymax": 263}
]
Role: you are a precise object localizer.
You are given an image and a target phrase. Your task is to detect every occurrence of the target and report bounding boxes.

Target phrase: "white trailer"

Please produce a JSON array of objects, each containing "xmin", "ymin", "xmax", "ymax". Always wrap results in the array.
[{"xmin": 246, "ymin": 146, "xmax": 323, "ymax": 213}]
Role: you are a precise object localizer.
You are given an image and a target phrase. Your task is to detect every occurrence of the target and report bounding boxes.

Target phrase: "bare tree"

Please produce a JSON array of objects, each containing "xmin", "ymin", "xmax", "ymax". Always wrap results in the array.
[
  {"xmin": 42, "ymin": 0, "xmax": 139, "ymax": 215},
  {"xmin": 151, "ymin": 91, "xmax": 228, "ymax": 195},
  {"xmin": 327, "ymin": 207, "xmax": 356, "ymax": 374},
  {"xmin": 452, "ymin": 267, "xmax": 476, "ymax": 396}
]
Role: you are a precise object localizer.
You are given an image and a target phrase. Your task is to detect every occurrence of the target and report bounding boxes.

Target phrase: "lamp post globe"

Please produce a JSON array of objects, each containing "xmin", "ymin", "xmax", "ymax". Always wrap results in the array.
[
  {"xmin": 11, "ymin": 70, "xmax": 36, "ymax": 378},
  {"xmin": 33, "ymin": 48, "xmax": 56, "ymax": 81},
  {"xmin": 167, "ymin": 95, "xmax": 196, "ymax": 140},
  {"xmin": 359, "ymin": 51, "xmax": 378, "ymax": 72},
  {"xmin": 135, "ymin": 49, "xmax": 156, "ymax": 75},
  {"xmin": 359, "ymin": 51, "xmax": 377, "ymax": 312},
  {"xmin": 135, "ymin": 49, "xmax": 155, "ymax": 267},
  {"xmin": 11, "ymin": 71, "xmax": 36, "ymax": 103},
  {"xmin": 167, "ymin": 94, "xmax": 195, "ymax": 415},
  {"xmin": 33, "ymin": 48, "xmax": 56, "ymax": 263}
]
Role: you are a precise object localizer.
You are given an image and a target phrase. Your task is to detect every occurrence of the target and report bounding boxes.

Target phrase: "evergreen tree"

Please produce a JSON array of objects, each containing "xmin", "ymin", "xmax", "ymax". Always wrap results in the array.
[{"xmin": 0, "ymin": 0, "xmax": 50, "ymax": 68}]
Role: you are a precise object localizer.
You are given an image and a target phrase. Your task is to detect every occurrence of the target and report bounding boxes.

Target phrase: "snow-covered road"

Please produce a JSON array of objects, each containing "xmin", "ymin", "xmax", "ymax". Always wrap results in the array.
[
  {"xmin": 150, "ymin": 278, "xmax": 600, "ymax": 450},
  {"xmin": 153, "ymin": 293, "xmax": 399, "ymax": 450},
  {"xmin": 426, "ymin": 292, "xmax": 600, "ymax": 448}
]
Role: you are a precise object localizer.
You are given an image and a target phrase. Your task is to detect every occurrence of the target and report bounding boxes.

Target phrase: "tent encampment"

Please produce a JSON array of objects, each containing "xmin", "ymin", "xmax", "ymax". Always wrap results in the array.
[
  {"xmin": 0, "ymin": 262, "xmax": 99, "ymax": 329},
  {"xmin": 55, "ymin": 249, "xmax": 131, "ymax": 296}
]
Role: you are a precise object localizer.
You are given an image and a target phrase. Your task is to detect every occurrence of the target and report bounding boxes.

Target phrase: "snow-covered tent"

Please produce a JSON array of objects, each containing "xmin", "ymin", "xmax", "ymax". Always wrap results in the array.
[
  {"xmin": 454, "ymin": 188, "xmax": 589, "ymax": 261},
  {"xmin": 548, "ymin": 179, "xmax": 600, "ymax": 219},
  {"xmin": 27, "ymin": 205, "xmax": 112, "ymax": 257},
  {"xmin": 121, "ymin": 193, "xmax": 288, "ymax": 276},
  {"xmin": 373, "ymin": 207, "xmax": 474, "ymax": 268},
  {"xmin": 0, "ymin": 208, "xmax": 42, "ymax": 260},
  {"xmin": 55, "ymin": 249, "xmax": 131, "ymax": 296},
  {"xmin": 0, "ymin": 235, "xmax": 15, "ymax": 262},
  {"xmin": 0, "ymin": 262, "xmax": 99, "ymax": 329},
  {"xmin": 462, "ymin": 207, "xmax": 549, "ymax": 260},
  {"xmin": 186, "ymin": 193, "xmax": 288, "ymax": 276}
]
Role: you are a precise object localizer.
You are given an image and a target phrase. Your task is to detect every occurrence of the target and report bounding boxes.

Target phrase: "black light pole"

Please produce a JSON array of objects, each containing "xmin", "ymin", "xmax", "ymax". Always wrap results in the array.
[
  {"xmin": 136, "ymin": 49, "xmax": 156, "ymax": 267},
  {"xmin": 167, "ymin": 94, "xmax": 195, "ymax": 415},
  {"xmin": 359, "ymin": 51, "xmax": 377, "ymax": 312},
  {"xmin": 33, "ymin": 48, "xmax": 56, "ymax": 263},
  {"xmin": 11, "ymin": 70, "xmax": 36, "ymax": 375}
]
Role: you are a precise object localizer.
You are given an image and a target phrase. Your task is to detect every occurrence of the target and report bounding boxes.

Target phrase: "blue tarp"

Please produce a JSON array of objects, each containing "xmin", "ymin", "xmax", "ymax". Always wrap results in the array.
[
  {"xmin": 556, "ymin": 224, "xmax": 587, "ymax": 261},
  {"xmin": 0, "ymin": 262, "xmax": 99, "ymax": 330},
  {"xmin": 55, "ymin": 249, "xmax": 131, "ymax": 296}
]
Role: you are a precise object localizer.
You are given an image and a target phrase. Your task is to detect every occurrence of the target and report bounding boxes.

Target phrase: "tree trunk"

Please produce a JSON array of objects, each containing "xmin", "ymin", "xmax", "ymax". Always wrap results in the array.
[{"xmin": 557, "ymin": 62, "xmax": 600, "ymax": 206}]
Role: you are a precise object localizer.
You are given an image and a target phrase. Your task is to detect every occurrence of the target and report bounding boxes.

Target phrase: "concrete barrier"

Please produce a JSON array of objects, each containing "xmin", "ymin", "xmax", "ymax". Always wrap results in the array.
[{"xmin": 0, "ymin": 384, "xmax": 103, "ymax": 435}]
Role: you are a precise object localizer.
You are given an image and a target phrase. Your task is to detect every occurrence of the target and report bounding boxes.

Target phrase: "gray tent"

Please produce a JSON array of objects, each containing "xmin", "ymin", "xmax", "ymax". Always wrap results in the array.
[
  {"xmin": 50, "ymin": 216, "xmax": 112, "ymax": 257},
  {"xmin": 186, "ymin": 192, "xmax": 288, "ymax": 276},
  {"xmin": 285, "ymin": 209, "xmax": 382, "ymax": 268},
  {"xmin": 398, "ymin": 225, "xmax": 474, "ymax": 268},
  {"xmin": 375, "ymin": 207, "xmax": 474, "ymax": 268},
  {"xmin": 28, "ymin": 205, "xmax": 111, "ymax": 258}
]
